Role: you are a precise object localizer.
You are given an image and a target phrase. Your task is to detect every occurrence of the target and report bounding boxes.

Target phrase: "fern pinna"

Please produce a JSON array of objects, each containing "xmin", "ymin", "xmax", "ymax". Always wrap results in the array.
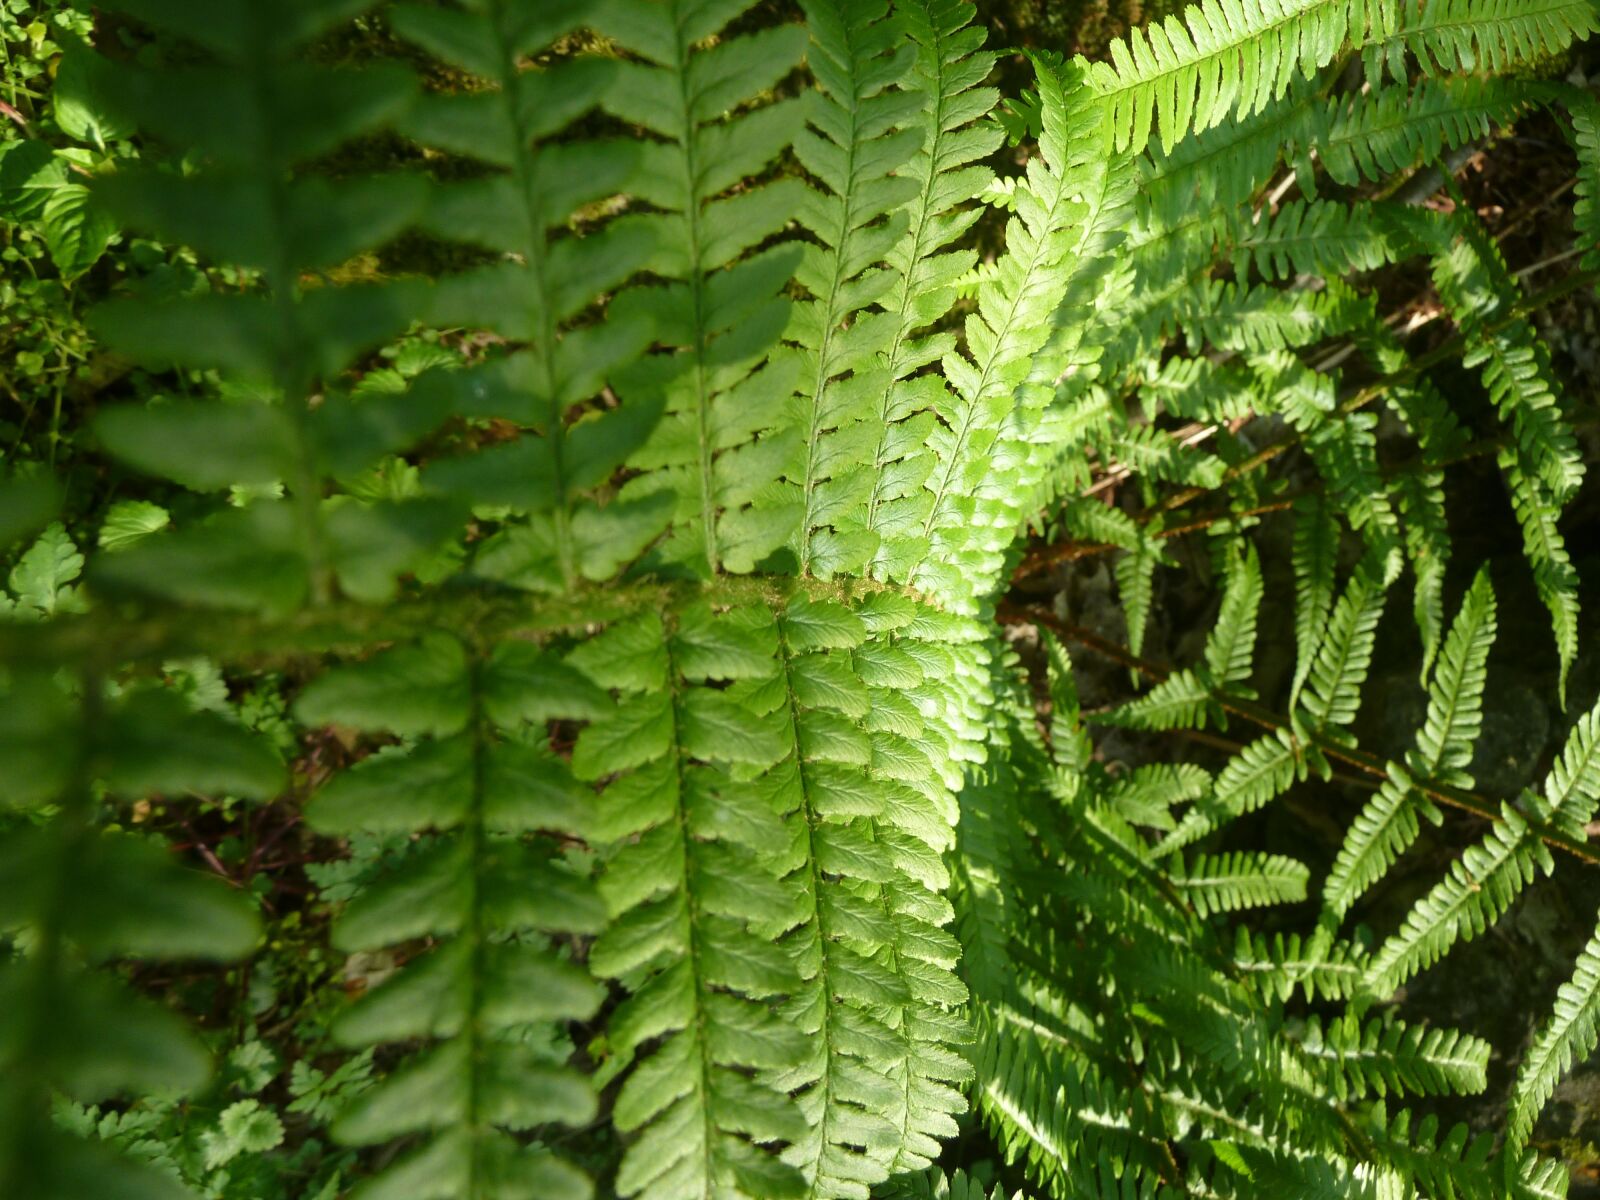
[{"xmin": 4, "ymin": 0, "xmax": 1600, "ymax": 1198}]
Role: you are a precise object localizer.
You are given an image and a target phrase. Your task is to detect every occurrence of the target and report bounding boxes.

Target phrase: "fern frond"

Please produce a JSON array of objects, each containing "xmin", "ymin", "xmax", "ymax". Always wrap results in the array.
[
  {"xmin": 1405, "ymin": 200, "xmax": 1586, "ymax": 696},
  {"xmin": 1306, "ymin": 412, "xmax": 1402, "ymax": 566},
  {"xmin": 1231, "ymin": 200, "xmax": 1398, "ymax": 283},
  {"xmin": 597, "ymin": 0, "xmax": 808, "ymax": 578},
  {"xmin": 1571, "ymin": 95, "xmax": 1600, "ymax": 272},
  {"xmin": 1545, "ymin": 695, "xmax": 1600, "ymax": 826},
  {"xmin": 1301, "ymin": 1014, "xmax": 1489, "ymax": 1102},
  {"xmin": 1233, "ymin": 929, "xmax": 1368, "ymax": 1004},
  {"xmin": 390, "ymin": 0, "xmax": 670, "ymax": 594},
  {"xmin": 787, "ymin": 0, "xmax": 921, "ymax": 579},
  {"xmin": 1509, "ymin": 912, "xmax": 1600, "ymax": 1147},
  {"xmin": 1367, "ymin": 805, "xmax": 1551, "ymax": 995},
  {"xmin": 573, "ymin": 609, "xmax": 809, "ymax": 1199},
  {"xmin": 297, "ymin": 634, "xmax": 605, "ymax": 1200},
  {"xmin": 1114, "ymin": 528, "xmax": 1166, "ymax": 659},
  {"xmin": 1209, "ymin": 1142, "xmax": 1410, "ymax": 1200},
  {"xmin": 1426, "ymin": 213, "xmax": 1586, "ymax": 507},
  {"xmin": 1502, "ymin": 451, "xmax": 1580, "ymax": 704},
  {"xmin": 1514, "ymin": 1153, "xmax": 1575, "ymax": 1200},
  {"xmin": 1391, "ymin": 469, "xmax": 1451, "ymax": 676},
  {"xmin": 86, "ymin": 0, "xmax": 444, "ymax": 613},
  {"xmin": 767, "ymin": 595, "xmax": 969, "ymax": 1198},
  {"xmin": 1321, "ymin": 568, "xmax": 1496, "ymax": 914},
  {"xmin": 1361, "ymin": 0, "xmax": 1600, "ymax": 84},
  {"xmin": 1142, "ymin": 356, "xmax": 1259, "ymax": 424},
  {"xmin": 1350, "ymin": 1107, "xmax": 1497, "ymax": 1200},
  {"xmin": 1096, "ymin": 422, "xmax": 1227, "ymax": 491},
  {"xmin": 1202, "ymin": 542, "xmax": 1263, "ymax": 694},
  {"xmin": 975, "ymin": 1027, "xmax": 1170, "ymax": 1191},
  {"xmin": 916, "ymin": 56, "xmax": 1137, "ymax": 611},
  {"xmin": 1097, "ymin": 668, "xmax": 1215, "ymax": 732},
  {"xmin": 1060, "ymin": 496, "xmax": 1143, "ymax": 550},
  {"xmin": 1298, "ymin": 559, "xmax": 1389, "ymax": 736},
  {"xmin": 1087, "ymin": 0, "xmax": 1356, "ymax": 154},
  {"xmin": 1169, "ymin": 851, "xmax": 1311, "ymax": 918},
  {"xmin": 1107, "ymin": 763, "xmax": 1212, "ymax": 832},
  {"xmin": 1410, "ymin": 567, "xmax": 1496, "ymax": 784},
  {"xmin": 1157, "ymin": 730, "xmax": 1301, "ymax": 853},
  {"xmin": 0, "ymin": 672, "xmax": 274, "ymax": 1198},
  {"xmin": 857, "ymin": 0, "xmax": 1001, "ymax": 582},
  {"xmin": 1180, "ymin": 279, "xmax": 1370, "ymax": 354},
  {"xmin": 878, "ymin": 1167, "xmax": 1029, "ymax": 1200},
  {"xmin": 1143, "ymin": 86, "xmax": 1317, "ymax": 215},
  {"xmin": 1314, "ymin": 76, "xmax": 1549, "ymax": 190},
  {"xmin": 1323, "ymin": 767, "xmax": 1437, "ymax": 920}
]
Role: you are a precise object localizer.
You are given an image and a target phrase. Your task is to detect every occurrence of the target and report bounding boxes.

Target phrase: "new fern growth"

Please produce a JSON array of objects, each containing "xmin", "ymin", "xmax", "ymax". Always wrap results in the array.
[{"xmin": 5, "ymin": 0, "xmax": 1600, "ymax": 1197}]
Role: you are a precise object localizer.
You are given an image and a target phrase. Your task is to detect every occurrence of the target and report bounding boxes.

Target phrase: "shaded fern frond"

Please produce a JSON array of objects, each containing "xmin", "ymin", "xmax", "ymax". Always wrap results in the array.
[
  {"xmin": 298, "ymin": 635, "xmax": 604, "ymax": 1200},
  {"xmin": 1391, "ymin": 469, "xmax": 1451, "ymax": 677},
  {"xmin": 1315, "ymin": 76, "xmax": 1550, "ymax": 190},
  {"xmin": 0, "ymin": 673, "xmax": 275, "ymax": 1199},
  {"xmin": 974, "ymin": 1027, "xmax": 1170, "ymax": 1191},
  {"xmin": 1361, "ymin": 0, "xmax": 1600, "ymax": 85},
  {"xmin": 599, "ymin": 0, "xmax": 809, "ymax": 578},
  {"xmin": 1571, "ymin": 95, "xmax": 1600, "ymax": 272},
  {"xmin": 1502, "ymin": 451, "xmax": 1580, "ymax": 704},
  {"xmin": 1289, "ymin": 486, "xmax": 1341, "ymax": 667},
  {"xmin": 1231, "ymin": 200, "xmax": 1397, "ymax": 283},
  {"xmin": 1114, "ymin": 527, "xmax": 1166, "ymax": 659},
  {"xmin": 1300, "ymin": 1014, "xmax": 1489, "ymax": 1102},
  {"xmin": 1157, "ymin": 730, "xmax": 1301, "ymax": 853},
  {"xmin": 87, "ymin": 0, "xmax": 448, "ymax": 615},
  {"xmin": 1425, "ymin": 212, "xmax": 1585, "ymax": 506},
  {"xmin": 1305, "ymin": 412, "xmax": 1401, "ymax": 567},
  {"xmin": 1233, "ymin": 929, "xmax": 1368, "ymax": 1004},
  {"xmin": 1169, "ymin": 851, "xmax": 1311, "ymax": 918},
  {"xmin": 878, "ymin": 1168, "xmax": 1028, "ymax": 1200},
  {"xmin": 392, "ymin": 0, "xmax": 671, "ymax": 594},
  {"xmin": 1510, "ymin": 913, "xmax": 1600, "ymax": 1147}
]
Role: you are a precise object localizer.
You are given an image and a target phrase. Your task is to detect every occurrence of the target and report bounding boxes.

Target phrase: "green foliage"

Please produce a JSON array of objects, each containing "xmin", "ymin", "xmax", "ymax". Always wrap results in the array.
[{"xmin": 4, "ymin": 0, "xmax": 1600, "ymax": 1197}]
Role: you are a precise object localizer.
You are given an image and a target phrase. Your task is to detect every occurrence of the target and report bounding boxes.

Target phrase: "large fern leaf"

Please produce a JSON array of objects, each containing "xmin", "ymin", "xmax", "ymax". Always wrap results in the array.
[
  {"xmin": 299, "ymin": 635, "xmax": 605, "ymax": 1200},
  {"xmin": 599, "ymin": 0, "xmax": 809, "ymax": 578},
  {"xmin": 88, "ymin": 0, "xmax": 445, "ymax": 614},
  {"xmin": 391, "ymin": 0, "xmax": 670, "ymax": 594},
  {"xmin": 0, "ymin": 673, "xmax": 275, "ymax": 1199},
  {"xmin": 574, "ymin": 608, "xmax": 809, "ymax": 1199}
]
